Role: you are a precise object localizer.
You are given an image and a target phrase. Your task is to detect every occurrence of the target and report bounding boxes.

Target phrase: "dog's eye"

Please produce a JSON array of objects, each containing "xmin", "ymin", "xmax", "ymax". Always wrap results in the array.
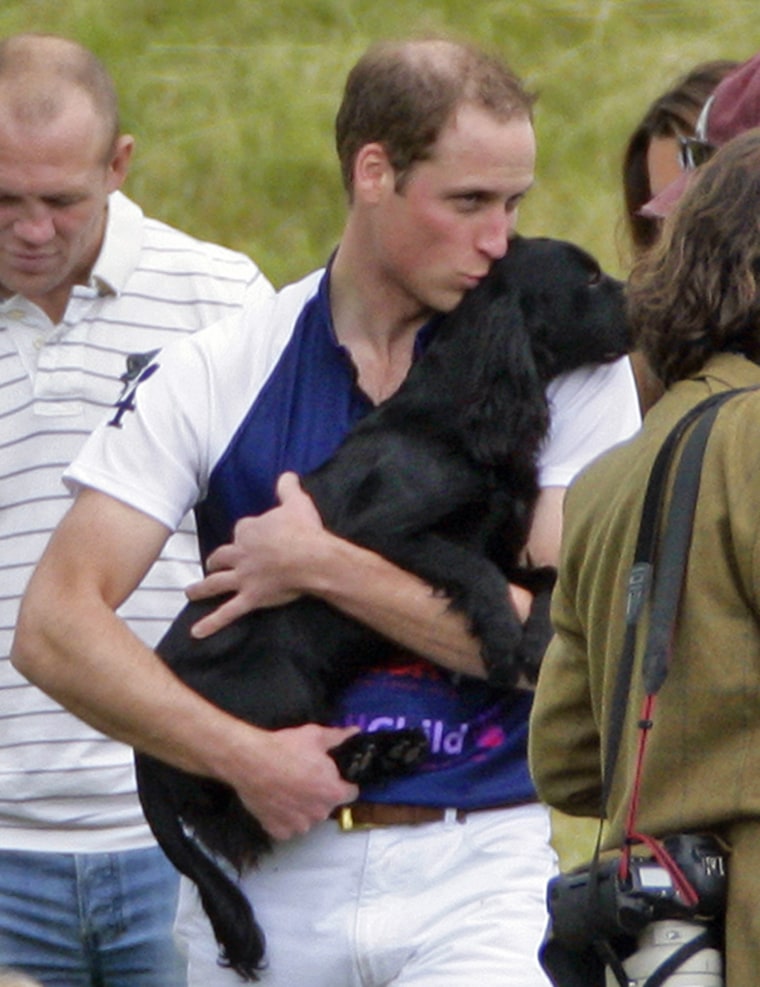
[{"xmin": 587, "ymin": 267, "xmax": 603, "ymax": 286}]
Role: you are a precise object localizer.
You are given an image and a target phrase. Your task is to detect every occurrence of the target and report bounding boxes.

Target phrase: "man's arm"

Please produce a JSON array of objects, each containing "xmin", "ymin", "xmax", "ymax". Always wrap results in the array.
[
  {"xmin": 11, "ymin": 488, "xmax": 359, "ymax": 840},
  {"xmin": 187, "ymin": 472, "xmax": 490, "ymax": 678},
  {"xmin": 523, "ymin": 486, "xmax": 564, "ymax": 567},
  {"xmin": 508, "ymin": 485, "xmax": 565, "ymax": 622}
]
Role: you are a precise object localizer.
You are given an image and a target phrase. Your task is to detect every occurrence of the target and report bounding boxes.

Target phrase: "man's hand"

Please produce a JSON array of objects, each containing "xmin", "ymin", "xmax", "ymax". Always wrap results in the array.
[
  {"xmin": 230, "ymin": 723, "xmax": 360, "ymax": 841},
  {"xmin": 185, "ymin": 471, "xmax": 488, "ymax": 679},
  {"xmin": 187, "ymin": 472, "xmax": 325, "ymax": 638}
]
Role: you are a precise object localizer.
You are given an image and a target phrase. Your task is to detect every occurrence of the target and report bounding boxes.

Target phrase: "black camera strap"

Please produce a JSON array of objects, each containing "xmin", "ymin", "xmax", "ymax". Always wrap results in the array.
[{"xmin": 601, "ymin": 387, "xmax": 756, "ymax": 816}]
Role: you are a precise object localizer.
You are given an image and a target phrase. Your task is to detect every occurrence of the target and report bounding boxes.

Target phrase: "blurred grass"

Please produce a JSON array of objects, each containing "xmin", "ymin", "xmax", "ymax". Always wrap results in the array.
[
  {"xmin": 3, "ymin": 1, "xmax": 756, "ymax": 867},
  {"xmin": 2, "ymin": 0, "xmax": 758, "ymax": 287}
]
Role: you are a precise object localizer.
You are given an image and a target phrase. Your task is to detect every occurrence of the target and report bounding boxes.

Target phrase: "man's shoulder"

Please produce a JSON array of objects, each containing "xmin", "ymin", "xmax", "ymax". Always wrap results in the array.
[
  {"xmin": 169, "ymin": 267, "xmax": 325, "ymax": 368},
  {"xmin": 98, "ymin": 192, "xmax": 274, "ymax": 308},
  {"xmin": 113, "ymin": 192, "xmax": 263, "ymax": 278},
  {"xmin": 539, "ymin": 357, "xmax": 641, "ymax": 487},
  {"xmin": 547, "ymin": 356, "xmax": 638, "ymax": 409},
  {"xmin": 270, "ymin": 268, "xmax": 324, "ymax": 318},
  {"xmin": 140, "ymin": 212, "xmax": 260, "ymax": 271}
]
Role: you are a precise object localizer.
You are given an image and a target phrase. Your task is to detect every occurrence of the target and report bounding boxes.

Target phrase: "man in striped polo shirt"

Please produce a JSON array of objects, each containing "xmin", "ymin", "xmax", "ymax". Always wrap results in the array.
[{"xmin": 0, "ymin": 33, "xmax": 272, "ymax": 985}]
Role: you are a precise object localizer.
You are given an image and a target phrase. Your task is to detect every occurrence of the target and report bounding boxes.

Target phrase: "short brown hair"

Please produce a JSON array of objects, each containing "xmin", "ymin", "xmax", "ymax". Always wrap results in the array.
[
  {"xmin": 335, "ymin": 38, "xmax": 534, "ymax": 196},
  {"xmin": 628, "ymin": 128, "xmax": 760, "ymax": 387}
]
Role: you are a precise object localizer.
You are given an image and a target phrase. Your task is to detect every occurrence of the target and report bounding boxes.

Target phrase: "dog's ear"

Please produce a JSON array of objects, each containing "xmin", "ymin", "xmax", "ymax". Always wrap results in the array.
[{"xmin": 459, "ymin": 291, "xmax": 550, "ymax": 467}]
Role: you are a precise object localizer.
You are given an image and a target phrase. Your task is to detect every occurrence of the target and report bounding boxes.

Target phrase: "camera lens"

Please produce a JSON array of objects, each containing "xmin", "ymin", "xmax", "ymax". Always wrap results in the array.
[{"xmin": 606, "ymin": 919, "xmax": 722, "ymax": 987}]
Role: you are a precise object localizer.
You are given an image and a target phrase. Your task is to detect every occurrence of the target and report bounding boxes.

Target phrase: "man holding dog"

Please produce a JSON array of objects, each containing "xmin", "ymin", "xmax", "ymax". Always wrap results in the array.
[
  {"xmin": 0, "ymin": 32, "xmax": 273, "ymax": 985},
  {"xmin": 13, "ymin": 38, "xmax": 639, "ymax": 985}
]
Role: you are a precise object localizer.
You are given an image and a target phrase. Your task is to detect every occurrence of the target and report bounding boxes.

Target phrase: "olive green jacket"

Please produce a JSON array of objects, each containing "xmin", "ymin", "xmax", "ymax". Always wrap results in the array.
[{"xmin": 529, "ymin": 353, "xmax": 760, "ymax": 849}]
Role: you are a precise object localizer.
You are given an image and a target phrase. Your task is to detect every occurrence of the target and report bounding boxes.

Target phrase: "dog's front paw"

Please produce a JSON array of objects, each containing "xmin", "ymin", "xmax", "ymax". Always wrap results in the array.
[{"xmin": 329, "ymin": 728, "xmax": 429, "ymax": 784}]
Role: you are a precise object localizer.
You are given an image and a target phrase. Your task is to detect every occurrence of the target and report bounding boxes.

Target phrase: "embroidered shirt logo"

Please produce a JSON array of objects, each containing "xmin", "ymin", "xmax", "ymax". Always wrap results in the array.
[{"xmin": 108, "ymin": 349, "xmax": 160, "ymax": 428}]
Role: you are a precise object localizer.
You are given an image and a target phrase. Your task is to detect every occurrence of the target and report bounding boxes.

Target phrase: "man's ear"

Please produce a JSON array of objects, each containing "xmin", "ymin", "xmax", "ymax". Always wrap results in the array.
[
  {"xmin": 352, "ymin": 142, "xmax": 393, "ymax": 204},
  {"xmin": 106, "ymin": 134, "xmax": 135, "ymax": 193}
]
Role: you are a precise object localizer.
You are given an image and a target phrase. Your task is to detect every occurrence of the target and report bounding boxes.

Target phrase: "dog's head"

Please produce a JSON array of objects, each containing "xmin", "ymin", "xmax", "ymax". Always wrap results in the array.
[
  {"xmin": 423, "ymin": 235, "xmax": 630, "ymax": 469},
  {"xmin": 485, "ymin": 235, "xmax": 631, "ymax": 381}
]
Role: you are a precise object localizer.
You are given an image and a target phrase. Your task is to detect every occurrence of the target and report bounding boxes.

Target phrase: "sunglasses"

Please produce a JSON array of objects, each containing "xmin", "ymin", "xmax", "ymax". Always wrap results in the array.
[{"xmin": 677, "ymin": 135, "xmax": 715, "ymax": 171}]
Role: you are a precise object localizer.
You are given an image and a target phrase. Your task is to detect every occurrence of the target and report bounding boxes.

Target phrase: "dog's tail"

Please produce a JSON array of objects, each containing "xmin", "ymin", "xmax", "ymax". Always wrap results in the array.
[{"xmin": 134, "ymin": 753, "xmax": 266, "ymax": 981}]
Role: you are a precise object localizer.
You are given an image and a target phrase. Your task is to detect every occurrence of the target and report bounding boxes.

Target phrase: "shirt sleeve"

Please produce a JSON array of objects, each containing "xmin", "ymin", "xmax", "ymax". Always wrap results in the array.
[
  {"xmin": 63, "ymin": 328, "xmax": 215, "ymax": 532},
  {"xmin": 63, "ymin": 274, "xmax": 321, "ymax": 531},
  {"xmin": 538, "ymin": 356, "xmax": 641, "ymax": 488}
]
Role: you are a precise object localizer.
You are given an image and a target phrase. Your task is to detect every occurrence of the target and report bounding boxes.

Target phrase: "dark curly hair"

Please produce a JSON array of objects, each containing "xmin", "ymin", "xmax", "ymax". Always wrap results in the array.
[{"xmin": 628, "ymin": 128, "xmax": 760, "ymax": 387}]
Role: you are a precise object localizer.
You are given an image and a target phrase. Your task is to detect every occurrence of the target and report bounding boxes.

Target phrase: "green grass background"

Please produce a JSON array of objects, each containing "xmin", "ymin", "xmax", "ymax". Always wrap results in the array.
[
  {"xmin": 3, "ymin": 1, "xmax": 756, "ymax": 866},
  {"xmin": 2, "ymin": 0, "xmax": 758, "ymax": 288}
]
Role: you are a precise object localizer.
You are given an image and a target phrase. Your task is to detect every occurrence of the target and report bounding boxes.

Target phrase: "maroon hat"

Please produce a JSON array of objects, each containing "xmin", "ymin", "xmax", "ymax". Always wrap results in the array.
[{"xmin": 641, "ymin": 51, "xmax": 760, "ymax": 218}]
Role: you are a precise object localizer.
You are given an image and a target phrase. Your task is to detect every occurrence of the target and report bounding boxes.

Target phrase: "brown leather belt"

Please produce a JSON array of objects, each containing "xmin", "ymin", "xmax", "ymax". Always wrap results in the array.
[{"xmin": 331, "ymin": 801, "xmax": 524, "ymax": 832}]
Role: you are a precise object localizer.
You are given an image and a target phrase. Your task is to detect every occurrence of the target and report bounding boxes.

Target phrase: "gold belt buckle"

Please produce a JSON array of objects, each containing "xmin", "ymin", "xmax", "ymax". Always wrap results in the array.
[{"xmin": 336, "ymin": 805, "xmax": 376, "ymax": 832}]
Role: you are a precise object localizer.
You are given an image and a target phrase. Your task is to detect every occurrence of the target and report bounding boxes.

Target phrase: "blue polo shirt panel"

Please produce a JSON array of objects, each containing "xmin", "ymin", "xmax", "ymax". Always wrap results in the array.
[
  {"xmin": 331, "ymin": 659, "xmax": 535, "ymax": 808},
  {"xmin": 194, "ymin": 270, "xmax": 373, "ymax": 562}
]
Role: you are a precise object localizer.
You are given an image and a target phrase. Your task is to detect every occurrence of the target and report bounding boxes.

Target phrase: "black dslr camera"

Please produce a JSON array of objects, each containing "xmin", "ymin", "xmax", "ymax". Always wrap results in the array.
[{"xmin": 547, "ymin": 833, "xmax": 726, "ymax": 949}]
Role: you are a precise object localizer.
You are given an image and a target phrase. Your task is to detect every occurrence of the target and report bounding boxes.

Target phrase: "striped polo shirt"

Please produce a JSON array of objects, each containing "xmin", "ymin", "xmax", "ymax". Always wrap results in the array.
[{"xmin": 0, "ymin": 190, "xmax": 273, "ymax": 851}]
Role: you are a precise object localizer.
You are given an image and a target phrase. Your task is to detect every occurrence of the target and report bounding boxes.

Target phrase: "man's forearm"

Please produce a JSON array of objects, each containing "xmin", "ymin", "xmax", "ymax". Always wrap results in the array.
[
  {"xmin": 187, "ymin": 473, "xmax": 490, "ymax": 676},
  {"xmin": 11, "ymin": 489, "xmax": 359, "ymax": 839},
  {"xmin": 302, "ymin": 532, "xmax": 488, "ymax": 677},
  {"xmin": 13, "ymin": 551, "xmax": 259, "ymax": 779},
  {"xmin": 312, "ymin": 487, "xmax": 568, "ymax": 670},
  {"xmin": 13, "ymin": 567, "xmax": 359, "ymax": 840}
]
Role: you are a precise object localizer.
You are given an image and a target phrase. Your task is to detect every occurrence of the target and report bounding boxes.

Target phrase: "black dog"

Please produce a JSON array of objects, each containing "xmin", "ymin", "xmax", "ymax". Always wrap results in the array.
[{"xmin": 135, "ymin": 235, "xmax": 631, "ymax": 979}]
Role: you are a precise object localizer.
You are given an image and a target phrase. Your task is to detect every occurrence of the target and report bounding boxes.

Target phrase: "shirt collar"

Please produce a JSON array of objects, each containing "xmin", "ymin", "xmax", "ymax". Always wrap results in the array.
[{"xmin": 87, "ymin": 190, "xmax": 144, "ymax": 297}]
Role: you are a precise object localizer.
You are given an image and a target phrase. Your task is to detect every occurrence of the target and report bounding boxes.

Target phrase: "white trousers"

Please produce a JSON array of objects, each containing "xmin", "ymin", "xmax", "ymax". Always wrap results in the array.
[{"xmin": 175, "ymin": 802, "xmax": 556, "ymax": 986}]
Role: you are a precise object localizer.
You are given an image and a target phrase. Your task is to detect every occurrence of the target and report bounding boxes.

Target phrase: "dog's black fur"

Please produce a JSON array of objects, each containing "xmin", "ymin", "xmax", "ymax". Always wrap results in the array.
[{"xmin": 135, "ymin": 235, "xmax": 631, "ymax": 979}]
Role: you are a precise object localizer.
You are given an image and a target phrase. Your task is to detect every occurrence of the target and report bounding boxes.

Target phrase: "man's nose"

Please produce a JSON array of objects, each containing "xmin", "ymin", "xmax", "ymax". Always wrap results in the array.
[
  {"xmin": 477, "ymin": 210, "xmax": 513, "ymax": 261},
  {"xmin": 13, "ymin": 209, "xmax": 55, "ymax": 245}
]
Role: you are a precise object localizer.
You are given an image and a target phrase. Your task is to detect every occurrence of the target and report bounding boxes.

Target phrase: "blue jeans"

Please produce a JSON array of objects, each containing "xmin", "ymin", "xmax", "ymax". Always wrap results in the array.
[{"xmin": 0, "ymin": 846, "xmax": 186, "ymax": 986}]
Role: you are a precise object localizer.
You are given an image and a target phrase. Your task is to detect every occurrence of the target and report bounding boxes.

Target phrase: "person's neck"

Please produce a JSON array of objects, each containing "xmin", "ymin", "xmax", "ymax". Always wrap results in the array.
[
  {"xmin": 29, "ymin": 285, "xmax": 74, "ymax": 325},
  {"xmin": 329, "ymin": 237, "xmax": 430, "ymax": 404},
  {"xmin": 0, "ymin": 282, "xmax": 72, "ymax": 325}
]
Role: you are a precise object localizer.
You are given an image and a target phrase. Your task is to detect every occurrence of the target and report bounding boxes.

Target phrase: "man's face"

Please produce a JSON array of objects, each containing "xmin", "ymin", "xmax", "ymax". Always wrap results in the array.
[
  {"xmin": 0, "ymin": 90, "xmax": 131, "ymax": 320},
  {"xmin": 367, "ymin": 104, "xmax": 536, "ymax": 316}
]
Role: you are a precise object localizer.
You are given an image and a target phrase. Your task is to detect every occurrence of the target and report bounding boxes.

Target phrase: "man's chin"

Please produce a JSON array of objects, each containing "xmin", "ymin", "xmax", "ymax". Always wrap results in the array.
[
  {"xmin": 435, "ymin": 287, "xmax": 470, "ymax": 314},
  {"xmin": 0, "ymin": 269, "xmax": 62, "ymax": 298}
]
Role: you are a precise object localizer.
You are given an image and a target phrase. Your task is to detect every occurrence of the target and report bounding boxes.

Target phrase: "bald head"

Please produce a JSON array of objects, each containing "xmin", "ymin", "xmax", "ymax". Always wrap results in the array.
[
  {"xmin": 0, "ymin": 34, "xmax": 133, "ymax": 321},
  {"xmin": 0, "ymin": 33, "xmax": 120, "ymax": 158},
  {"xmin": 335, "ymin": 37, "xmax": 535, "ymax": 195}
]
